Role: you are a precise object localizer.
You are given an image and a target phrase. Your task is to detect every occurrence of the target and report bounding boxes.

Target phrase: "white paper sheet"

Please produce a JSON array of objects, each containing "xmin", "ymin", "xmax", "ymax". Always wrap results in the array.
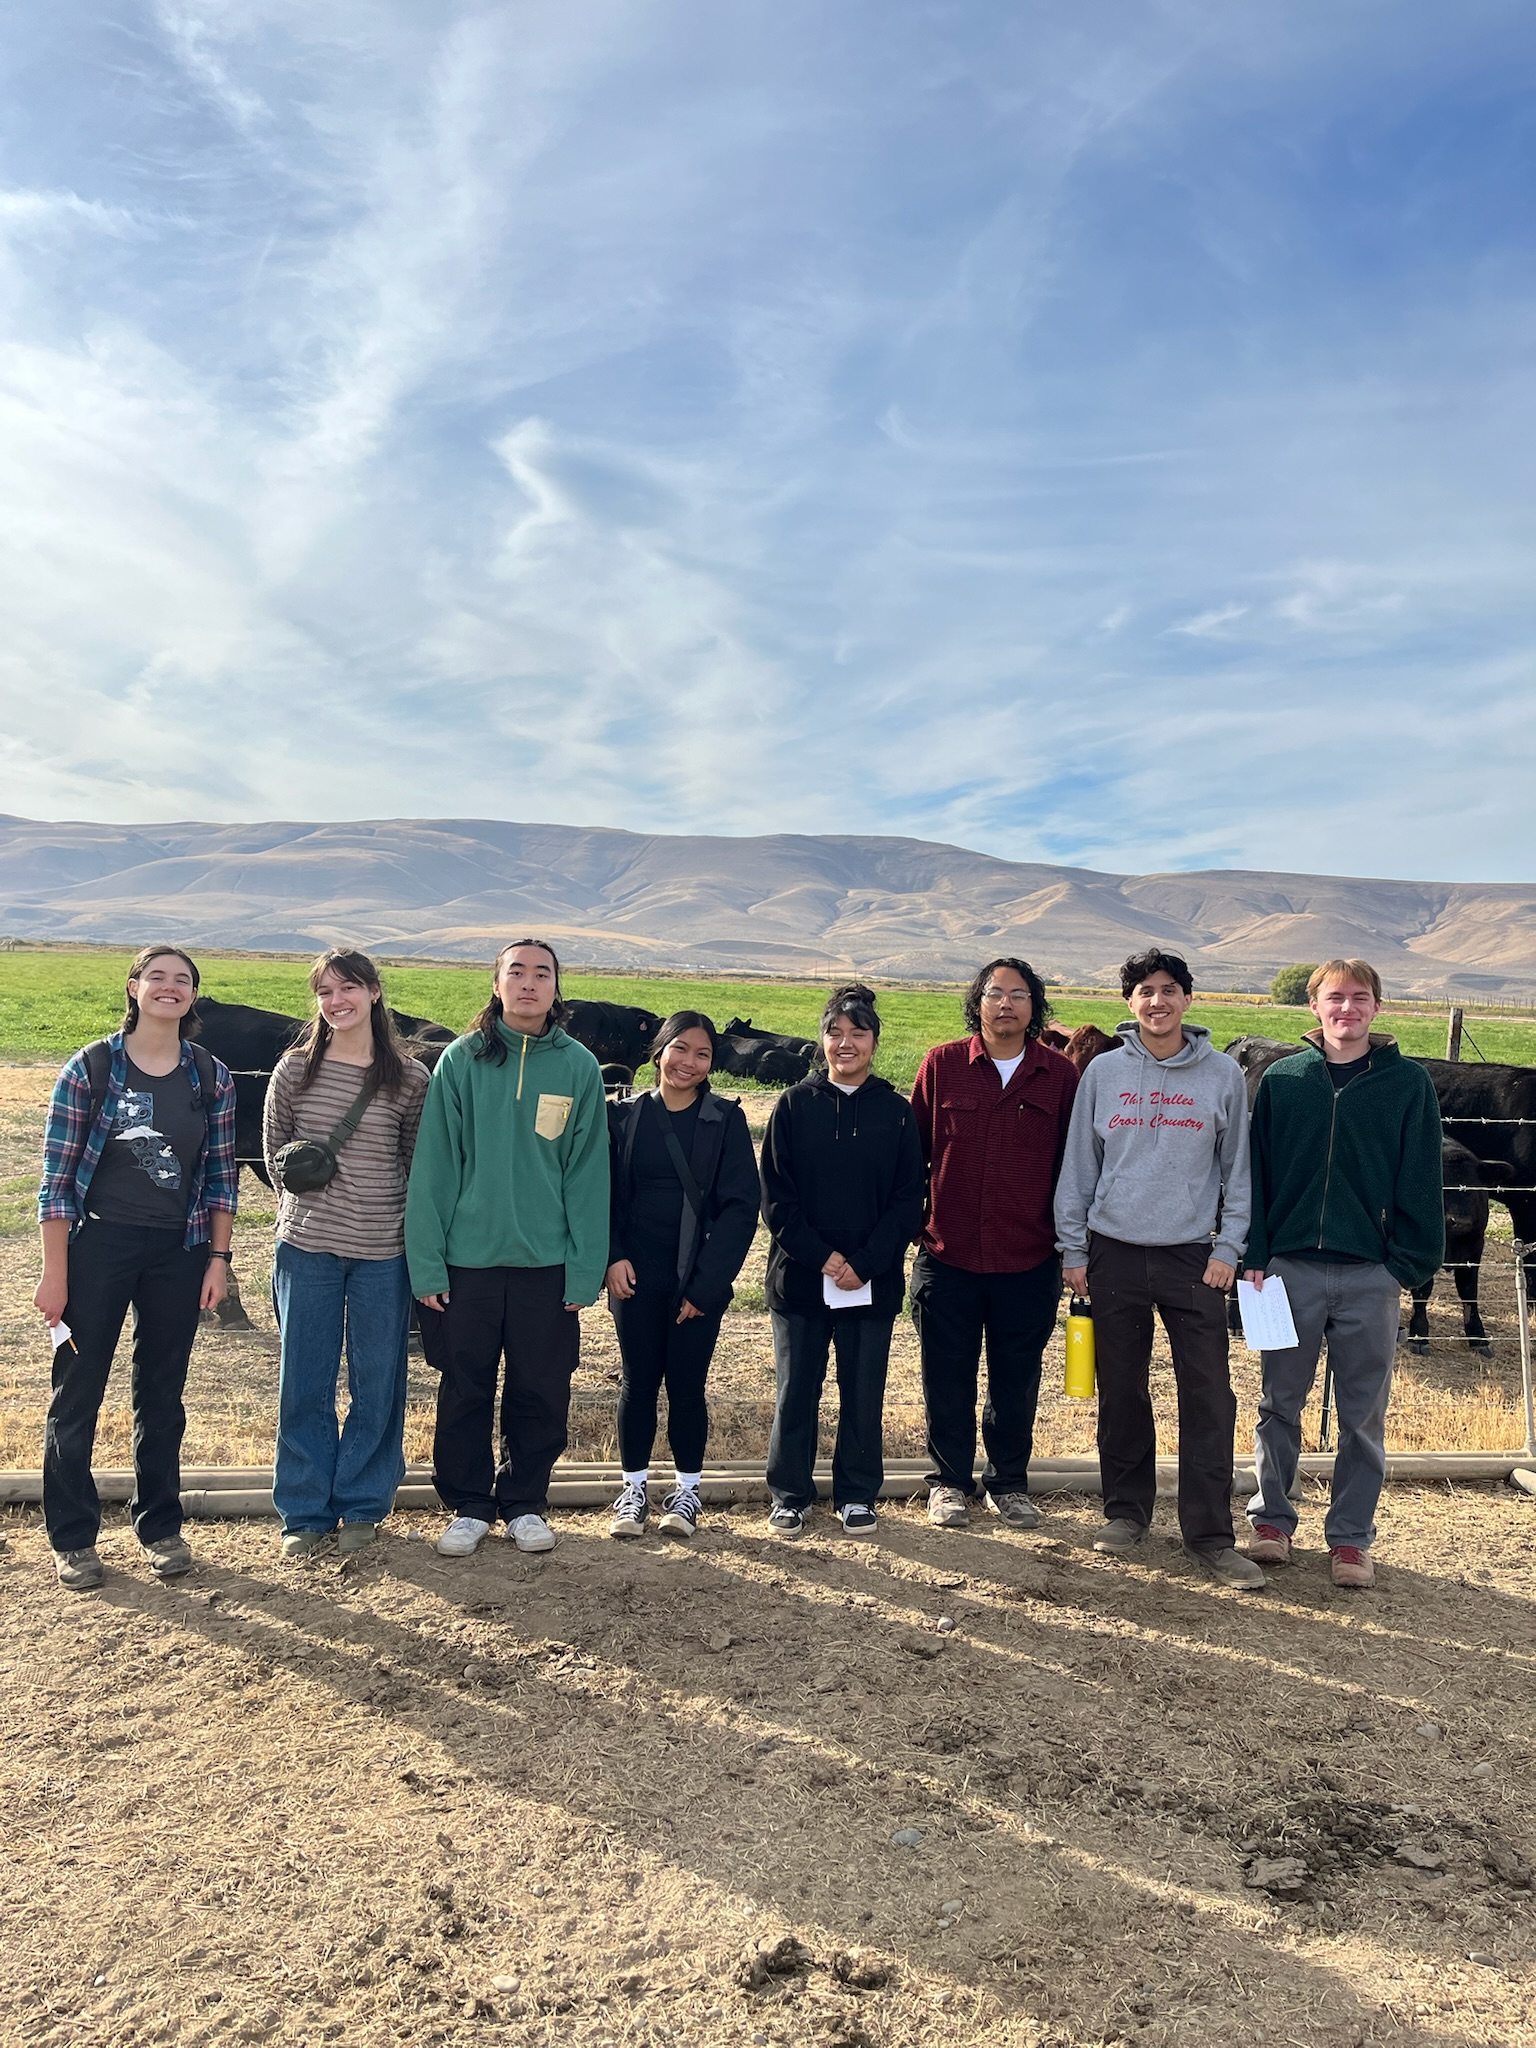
[
  {"xmin": 824, "ymin": 1274, "xmax": 873, "ymax": 1310},
  {"xmin": 49, "ymin": 1321, "xmax": 74, "ymax": 1351},
  {"xmin": 1237, "ymin": 1277, "xmax": 1299, "ymax": 1352}
]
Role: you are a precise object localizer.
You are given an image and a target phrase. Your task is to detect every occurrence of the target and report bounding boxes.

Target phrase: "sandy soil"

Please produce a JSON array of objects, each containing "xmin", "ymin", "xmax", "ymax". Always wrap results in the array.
[
  {"xmin": 2, "ymin": 1487, "xmax": 1534, "ymax": 2048},
  {"xmin": 3, "ymin": 1072, "xmax": 1536, "ymax": 2045}
]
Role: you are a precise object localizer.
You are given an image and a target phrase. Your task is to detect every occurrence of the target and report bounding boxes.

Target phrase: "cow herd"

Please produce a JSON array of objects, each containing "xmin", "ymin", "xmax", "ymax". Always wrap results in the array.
[{"xmin": 188, "ymin": 995, "xmax": 1534, "ymax": 1357}]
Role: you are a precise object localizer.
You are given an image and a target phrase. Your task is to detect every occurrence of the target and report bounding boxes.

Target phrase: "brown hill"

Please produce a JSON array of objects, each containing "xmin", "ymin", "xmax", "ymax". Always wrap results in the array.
[{"xmin": 1, "ymin": 816, "xmax": 1533, "ymax": 994}]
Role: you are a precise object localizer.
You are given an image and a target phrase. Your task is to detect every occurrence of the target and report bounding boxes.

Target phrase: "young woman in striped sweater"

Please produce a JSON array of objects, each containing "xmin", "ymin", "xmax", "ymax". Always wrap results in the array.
[{"xmin": 263, "ymin": 949, "xmax": 429, "ymax": 1558}]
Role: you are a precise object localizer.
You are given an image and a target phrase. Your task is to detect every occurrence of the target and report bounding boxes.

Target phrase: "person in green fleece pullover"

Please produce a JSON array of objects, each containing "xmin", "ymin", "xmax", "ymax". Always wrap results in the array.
[
  {"xmin": 1243, "ymin": 958, "xmax": 1443, "ymax": 1589},
  {"xmin": 406, "ymin": 940, "xmax": 609, "ymax": 1559}
]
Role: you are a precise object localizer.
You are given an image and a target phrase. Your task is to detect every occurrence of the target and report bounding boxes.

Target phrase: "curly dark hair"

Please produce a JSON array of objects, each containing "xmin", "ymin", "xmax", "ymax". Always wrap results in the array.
[
  {"xmin": 961, "ymin": 957, "xmax": 1051, "ymax": 1040},
  {"xmin": 471, "ymin": 938, "xmax": 570, "ymax": 1064},
  {"xmin": 1119, "ymin": 949, "xmax": 1193, "ymax": 999}
]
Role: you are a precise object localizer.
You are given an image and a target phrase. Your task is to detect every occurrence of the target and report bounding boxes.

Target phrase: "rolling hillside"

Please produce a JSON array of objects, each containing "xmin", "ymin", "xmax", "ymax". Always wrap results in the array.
[{"xmin": 1, "ymin": 816, "xmax": 1533, "ymax": 995}]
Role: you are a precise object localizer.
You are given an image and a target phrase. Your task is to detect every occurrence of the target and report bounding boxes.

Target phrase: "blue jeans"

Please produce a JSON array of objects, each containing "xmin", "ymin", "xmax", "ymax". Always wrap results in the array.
[
  {"xmin": 1248, "ymin": 1255, "xmax": 1401, "ymax": 1551},
  {"xmin": 272, "ymin": 1241, "xmax": 411, "ymax": 1532}
]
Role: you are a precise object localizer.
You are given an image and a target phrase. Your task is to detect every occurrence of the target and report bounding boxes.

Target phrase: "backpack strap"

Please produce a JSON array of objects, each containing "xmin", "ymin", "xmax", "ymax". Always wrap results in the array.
[
  {"xmin": 82, "ymin": 1040, "xmax": 114, "ymax": 1124},
  {"xmin": 188, "ymin": 1043, "xmax": 220, "ymax": 1108}
]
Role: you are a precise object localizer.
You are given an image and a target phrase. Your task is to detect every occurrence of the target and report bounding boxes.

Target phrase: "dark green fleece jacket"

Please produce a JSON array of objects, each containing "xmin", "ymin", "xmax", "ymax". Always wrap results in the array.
[
  {"xmin": 1246, "ymin": 1034, "xmax": 1443, "ymax": 1288},
  {"xmin": 405, "ymin": 1021, "xmax": 609, "ymax": 1304}
]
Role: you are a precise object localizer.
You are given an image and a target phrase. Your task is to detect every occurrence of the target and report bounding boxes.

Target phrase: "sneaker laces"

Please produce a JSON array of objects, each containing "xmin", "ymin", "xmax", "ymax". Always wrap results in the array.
[
  {"xmin": 665, "ymin": 1485, "xmax": 701, "ymax": 1512},
  {"xmin": 1331, "ymin": 1545, "xmax": 1365, "ymax": 1563},
  {"xmin": 1253, "ymin": 1523, "xmax": 1287, "ymax": 1542},
  {"xmin": 613, "ymin": 1484, "xmax": 647, "ymax": 1518}
]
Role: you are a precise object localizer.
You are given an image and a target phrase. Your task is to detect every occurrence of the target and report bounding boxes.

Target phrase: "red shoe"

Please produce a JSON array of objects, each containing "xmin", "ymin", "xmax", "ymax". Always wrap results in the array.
[
  {"xmin": 1246, "ymin": 1523, "xmax": 1292, "ymax": 1565},
  {"xmin": 1330, "ymin": 1545, "xmax": 1375, "ymax": 1589}
]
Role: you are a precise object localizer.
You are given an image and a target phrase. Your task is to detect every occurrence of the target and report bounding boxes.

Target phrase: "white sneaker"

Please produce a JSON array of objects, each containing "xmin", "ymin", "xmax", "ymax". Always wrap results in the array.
[
  {"xmin": 436, "ymin": 1516, "xmax": 490, "ymax": 1557},
  {"xmin": 508, "ymin": 1514, "xmax": 557, "ymax": 1553}
]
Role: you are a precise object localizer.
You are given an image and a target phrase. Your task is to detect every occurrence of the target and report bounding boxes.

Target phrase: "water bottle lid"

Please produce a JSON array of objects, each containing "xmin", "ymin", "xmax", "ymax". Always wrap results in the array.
[{"xmin": 1068, "ymin": 1295, "xmax": 1091, "ymax": 1317}]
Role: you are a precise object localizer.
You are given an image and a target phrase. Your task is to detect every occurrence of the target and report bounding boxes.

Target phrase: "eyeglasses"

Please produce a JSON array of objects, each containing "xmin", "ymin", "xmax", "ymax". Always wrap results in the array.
[{"xmin": 980, "ymin": 989, "xmax": 1030, "ymax": 1006}]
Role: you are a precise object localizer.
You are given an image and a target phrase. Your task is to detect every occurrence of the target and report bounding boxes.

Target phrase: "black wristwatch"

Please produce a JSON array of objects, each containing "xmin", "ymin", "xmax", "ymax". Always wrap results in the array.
[{"xmin": 209, "ymin": 1249, "xmax": 233, "ymax": 1263}]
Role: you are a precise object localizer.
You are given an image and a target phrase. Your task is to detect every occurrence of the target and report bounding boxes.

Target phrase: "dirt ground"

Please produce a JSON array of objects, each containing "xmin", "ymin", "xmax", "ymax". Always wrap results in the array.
[
  {"xmin": 3, "ymin": 1487, "xmax": 1534, "ymax": 2048},
  {"xmin": 3, "ymin": 1065, "xmax": 1535, "ymax": 2048}
]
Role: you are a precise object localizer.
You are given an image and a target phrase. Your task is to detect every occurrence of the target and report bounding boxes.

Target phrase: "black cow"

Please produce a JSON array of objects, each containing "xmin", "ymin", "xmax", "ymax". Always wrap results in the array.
[
  {"xmin": 1404, "ymin": 1139, "xmax": 1504, "ymax": 1358},
  {"xmin": 562, "ymin": 1000, "xmax": 663, "ymax": 1083},
  {"xmin": 716, "ymin": 1017, "xmax": 817, "ymax": 1086}
]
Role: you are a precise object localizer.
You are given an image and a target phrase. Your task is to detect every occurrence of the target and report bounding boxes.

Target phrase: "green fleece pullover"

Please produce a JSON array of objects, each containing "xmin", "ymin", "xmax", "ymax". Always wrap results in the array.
[
  {"xmin": 1246, "ymin": 1033, "xmax": 1443, "ymax": 1289},
  {"xmin": 405, "ymin": 1021, "xmax": 610, "ymax": 1304}
]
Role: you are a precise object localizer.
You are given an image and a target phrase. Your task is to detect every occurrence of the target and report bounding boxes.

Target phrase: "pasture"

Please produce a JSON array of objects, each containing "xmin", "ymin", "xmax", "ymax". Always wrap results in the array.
[{"xmin": 4, "ymin": 948, "xmax": 1536, "ymax": 1081}]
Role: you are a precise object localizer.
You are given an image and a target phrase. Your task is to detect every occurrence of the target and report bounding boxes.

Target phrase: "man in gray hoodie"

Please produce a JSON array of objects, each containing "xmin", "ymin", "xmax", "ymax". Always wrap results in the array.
[{"xmin": 1054, "ymin": 950, "xmax": 1263, "ymax": 1588}]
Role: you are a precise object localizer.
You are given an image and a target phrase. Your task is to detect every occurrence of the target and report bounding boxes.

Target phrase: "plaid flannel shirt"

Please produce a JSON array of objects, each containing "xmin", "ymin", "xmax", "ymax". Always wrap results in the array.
[{"xmin": 38, "ymin": 1034, "xmax": 239, "ymax": 1250}]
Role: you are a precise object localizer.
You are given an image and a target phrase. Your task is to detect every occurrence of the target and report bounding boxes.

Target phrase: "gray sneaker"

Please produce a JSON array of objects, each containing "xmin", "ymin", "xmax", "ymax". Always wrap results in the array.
[
  {"xmin": 1093, "ymin": 1518, "xmax": 1150, "ymax": 1556},
  {"xmin": 336, "ymin": 1521, "xmax": 378, "ymax": 1554},
  {"xmin": 281, "ymin": 1529, "xmax": 326, "ymax": 1559},
  {"xmin": 1186, "ymin": 1544, "xmax": 1267, "ymax": 1590},
  {"xmin": 985, "ymin": 1490, "xmax": 1040, "ymax": 1530},
  {"xmin": 927, "ymin": 1485, "xmax": 970, "ymax": 1529},
  {"xmin": 55, "ymin": 1546, "xmax": 104, "ymax": 1591},
  {"xmin": 143, "ymin": 1534, "xmax": 192, "ymax": 1578}
]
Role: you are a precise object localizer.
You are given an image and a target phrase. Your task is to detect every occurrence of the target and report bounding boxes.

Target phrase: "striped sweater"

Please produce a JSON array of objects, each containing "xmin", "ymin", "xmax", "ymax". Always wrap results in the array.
[{"xmin": 263, "ymin": 1053, "xmax": 429, "ymax": 1260}]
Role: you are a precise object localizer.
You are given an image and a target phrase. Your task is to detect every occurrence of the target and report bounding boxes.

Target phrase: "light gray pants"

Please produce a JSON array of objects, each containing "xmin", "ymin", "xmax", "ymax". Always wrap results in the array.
[{"xmin": 1248, "ymin": 1256, "xmax": 1401, "ymax": 1551}]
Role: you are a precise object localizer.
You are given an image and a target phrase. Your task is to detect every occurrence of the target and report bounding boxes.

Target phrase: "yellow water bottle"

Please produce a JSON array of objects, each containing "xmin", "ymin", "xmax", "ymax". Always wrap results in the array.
[{"xmin": 1064, "ymin": 1295, "xmax": 1096, "ymax": 1399}]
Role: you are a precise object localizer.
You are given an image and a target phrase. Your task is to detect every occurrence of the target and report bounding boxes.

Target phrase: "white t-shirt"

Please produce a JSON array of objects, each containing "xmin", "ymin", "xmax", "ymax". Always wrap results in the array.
[
  {"xmin": 832, "ymin": 1081, "xmax": 861, "ymax": 1095},
  {"xmin": 991, "ymin": 1053, "xmax": 1024, "ymax": 1088}
]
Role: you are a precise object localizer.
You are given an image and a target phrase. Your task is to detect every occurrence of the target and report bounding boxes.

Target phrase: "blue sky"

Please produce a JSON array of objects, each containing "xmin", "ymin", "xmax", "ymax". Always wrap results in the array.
[{"xmin": 1, "ymin": 1, "xmax": 1533, "ymax": 880}]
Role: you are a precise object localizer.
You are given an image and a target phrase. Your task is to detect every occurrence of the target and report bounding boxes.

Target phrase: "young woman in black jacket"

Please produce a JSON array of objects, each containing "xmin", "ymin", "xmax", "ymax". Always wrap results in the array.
[
  {"xmin": 604, "ymin": 1013, "xmax": 759, "ymax": 1538},
  {"xmin": 759, "ymin": 985, "xmax": 925, "ymax": 1537}
]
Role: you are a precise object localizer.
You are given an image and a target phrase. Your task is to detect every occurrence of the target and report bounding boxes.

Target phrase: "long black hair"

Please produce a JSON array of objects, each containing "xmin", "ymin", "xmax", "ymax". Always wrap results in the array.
[
  {"xmin": 961, "ymin": 957, "xmax": 1051, "ymax": 1041},
  {"xmin": 290, "ymin": 947, "xmax": 410, "ymax": 1095},
  {"xmin": 471, "ymin": 938, "xmax": 569, "ymax": 1064},
  {"xmin": 120, "ymin": 944, "xmax": 202, "ymax": 1040},
  {"xmin": 648, "ymin": 1010, "xmax": 718, "ymax": 1071}
]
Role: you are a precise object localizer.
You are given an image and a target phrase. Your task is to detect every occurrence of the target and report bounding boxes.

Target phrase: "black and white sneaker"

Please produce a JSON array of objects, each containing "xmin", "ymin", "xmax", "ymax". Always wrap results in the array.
[
  {"xmin": 657, "ymin": 1486, "xmax": 702, "ymax": 1539},
  {"xmin": 767, "ymin": 1503, "xmax": 809, "ymax": 1539},
  {"xmin": 608, "ymin": 1483, "xmax": 649, "ymax": 1539},
  {"xmin": 839, "ymin": 1503, "xmax": 878, "ymax": 1536}
]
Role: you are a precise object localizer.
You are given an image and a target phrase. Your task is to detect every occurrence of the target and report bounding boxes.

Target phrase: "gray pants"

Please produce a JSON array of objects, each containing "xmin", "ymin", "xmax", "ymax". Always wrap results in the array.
[{"xmin": 1248, "ymin": 1256, "xmax": 1401, "ymax": 1551}]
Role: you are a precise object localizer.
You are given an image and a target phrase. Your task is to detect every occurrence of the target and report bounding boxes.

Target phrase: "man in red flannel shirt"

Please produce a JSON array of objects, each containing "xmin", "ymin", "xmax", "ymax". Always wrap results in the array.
[{"xmin": 910, "ymin": 957, "xmax": 1078, "ymax": 1529}]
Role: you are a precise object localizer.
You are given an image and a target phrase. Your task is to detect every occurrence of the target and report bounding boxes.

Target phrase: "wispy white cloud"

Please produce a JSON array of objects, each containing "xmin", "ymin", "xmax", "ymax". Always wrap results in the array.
[{"xmin": 0, "ymin": 0, "xmax": 1531, "ymax": 884}]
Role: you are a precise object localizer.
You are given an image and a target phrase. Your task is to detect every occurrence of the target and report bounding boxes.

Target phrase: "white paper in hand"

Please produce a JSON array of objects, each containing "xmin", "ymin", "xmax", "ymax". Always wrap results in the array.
[
  {"xmin": 1237, "ymin": 1277, "xmax": 1299, "ymax": 1352},
  {"xmin": 49, "ymin": 1321, "xmax": 74, "ymax": 1351},
  {"xmin": 823, "ymin": 1273, "xmax": 873, "ymax": 1310}
]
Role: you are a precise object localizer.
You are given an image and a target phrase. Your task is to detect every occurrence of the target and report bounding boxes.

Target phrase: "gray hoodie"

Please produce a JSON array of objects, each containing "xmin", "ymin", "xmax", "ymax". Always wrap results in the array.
[{"xmin": 1053, "ymin": 1023, "xmax": 1251, "ymax": 1266}]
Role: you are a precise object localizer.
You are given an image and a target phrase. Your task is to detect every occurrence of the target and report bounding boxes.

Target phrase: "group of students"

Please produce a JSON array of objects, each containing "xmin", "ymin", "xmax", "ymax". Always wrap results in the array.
[{"xmin": 34, "ymin": 937, "xmax": 1443, "ymax": 1597}]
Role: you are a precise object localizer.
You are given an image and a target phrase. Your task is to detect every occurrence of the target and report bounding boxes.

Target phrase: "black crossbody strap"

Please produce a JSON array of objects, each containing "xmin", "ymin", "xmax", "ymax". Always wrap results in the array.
[
  {"xmin": 325, "ymin": 1071, "xmax": 380, "ymax": 1154},
  {"xmin": 660, "ymin": 1118, "xmax": 706, "ymax": 1218}
]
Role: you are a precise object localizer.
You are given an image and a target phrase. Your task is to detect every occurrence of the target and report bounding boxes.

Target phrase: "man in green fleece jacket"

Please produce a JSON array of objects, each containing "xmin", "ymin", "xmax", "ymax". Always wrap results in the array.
[
  {"xmin": 1243, "ymin": 959, "xmax": 1443, "ymax": 1588},
  {"xmin": 407, "ymin": 941, "xmax": 609, "ymax": 1558}
]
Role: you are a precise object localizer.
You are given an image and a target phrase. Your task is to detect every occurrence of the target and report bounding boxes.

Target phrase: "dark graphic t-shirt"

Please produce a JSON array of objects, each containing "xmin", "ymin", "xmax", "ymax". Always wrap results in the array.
[{"xmin": 86, "ymin": 1056, "xmax": 205, "ymax": 1230}]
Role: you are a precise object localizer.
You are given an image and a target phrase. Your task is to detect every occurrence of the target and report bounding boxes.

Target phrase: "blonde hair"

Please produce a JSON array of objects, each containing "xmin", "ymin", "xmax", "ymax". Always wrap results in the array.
[{"xmin": 1308, "ymin": 958, "xmax": 1382, "ymax": 1003}]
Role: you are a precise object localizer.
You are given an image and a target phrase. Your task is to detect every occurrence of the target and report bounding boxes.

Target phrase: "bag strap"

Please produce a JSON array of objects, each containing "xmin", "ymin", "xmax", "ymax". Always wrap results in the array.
[
  {"xmin": 189, "ymin": 1043, "xmax": 219, "ymax": 1106},
  {"xmin": 658, "ymin": 1109, "xmax": 706, "ymax": 1219},
  {"xmin": 83, "ymin": 1039, "xmax": 113, "ymax": 1123},
  {"xmin": 324, "ymin": 1069, "xmax": 380, "ymax": 1155}
]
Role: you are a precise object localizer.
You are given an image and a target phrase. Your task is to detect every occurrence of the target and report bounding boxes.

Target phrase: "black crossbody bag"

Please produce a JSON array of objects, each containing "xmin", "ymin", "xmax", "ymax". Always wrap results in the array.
[{"xmin": 273, "ymin": 1072, "xmax": 380, "ymax": 1194}]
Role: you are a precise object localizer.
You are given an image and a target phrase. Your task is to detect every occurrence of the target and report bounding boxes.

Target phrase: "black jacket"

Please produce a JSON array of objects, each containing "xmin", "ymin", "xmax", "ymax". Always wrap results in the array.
[
  {"xmin": 607, "ymin": 1086, "xmax": 760, "ymax": 1314},
  {"xmin": 759, "ymin": 1074, "xmax": 926, "ymax": 1317}
]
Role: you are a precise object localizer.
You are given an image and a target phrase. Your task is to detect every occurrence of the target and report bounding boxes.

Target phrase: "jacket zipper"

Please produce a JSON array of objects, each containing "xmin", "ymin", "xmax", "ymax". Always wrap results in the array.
[
  {"xmin": 1316, "ymin": 1088, "xmax": 1340, "ymax": 1248},
  {"xmin": 517, "ymin": 1030, "xmax": 528, "ymax": 1101}
]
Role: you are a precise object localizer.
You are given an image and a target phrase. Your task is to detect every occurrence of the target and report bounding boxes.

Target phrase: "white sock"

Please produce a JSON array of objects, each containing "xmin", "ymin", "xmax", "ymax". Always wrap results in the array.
[
  {"xmin": 622, "ymin": 1469, "xmax": 648, "ymax": 1491},
  {"xmin": 674, "ymin": 1470, "xmax": 702, "ymax": 1495}
]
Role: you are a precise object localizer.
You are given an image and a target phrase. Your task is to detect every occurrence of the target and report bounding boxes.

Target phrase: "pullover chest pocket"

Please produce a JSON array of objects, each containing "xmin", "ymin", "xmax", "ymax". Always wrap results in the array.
[{"xmin": 535, "ymin": 1093, "xmax": 573, "ymax": 1141}]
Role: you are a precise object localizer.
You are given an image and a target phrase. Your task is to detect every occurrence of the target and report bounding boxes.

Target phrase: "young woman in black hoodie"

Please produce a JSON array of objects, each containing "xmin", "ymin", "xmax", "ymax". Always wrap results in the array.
[
  {"xmin": 604, "ymin": 1013, "xmax": 759, "ymax": 1538},
  {"xmin": 759, "ymin": 986, "xmax": 925, "ymax": 1536}
]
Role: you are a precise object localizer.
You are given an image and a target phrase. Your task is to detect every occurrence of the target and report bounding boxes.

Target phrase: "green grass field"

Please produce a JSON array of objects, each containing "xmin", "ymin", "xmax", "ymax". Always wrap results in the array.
[{"xmin": 3, "ymin": 949, "xmax": 1533, "ymax": 1085}]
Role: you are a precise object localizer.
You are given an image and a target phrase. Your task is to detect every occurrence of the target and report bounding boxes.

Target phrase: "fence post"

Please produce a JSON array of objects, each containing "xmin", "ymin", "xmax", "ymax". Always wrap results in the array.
[{"xmin": 1446, "ymin": 1008, "xmax": 1464, "ymax": 1061}]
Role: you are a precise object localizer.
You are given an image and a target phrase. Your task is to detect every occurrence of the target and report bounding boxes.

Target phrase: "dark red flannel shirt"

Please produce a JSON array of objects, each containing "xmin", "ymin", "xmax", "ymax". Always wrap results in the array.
[{"xmin": 911, "ymin": 1035, "xmax": 1078, "ymax": 1274}]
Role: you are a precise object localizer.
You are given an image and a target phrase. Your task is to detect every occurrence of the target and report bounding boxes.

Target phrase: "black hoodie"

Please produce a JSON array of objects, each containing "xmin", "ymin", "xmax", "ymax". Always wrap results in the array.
[{"xmin": 759, "ymin": 1073, "xmax": 926, "ymax": 1317}]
